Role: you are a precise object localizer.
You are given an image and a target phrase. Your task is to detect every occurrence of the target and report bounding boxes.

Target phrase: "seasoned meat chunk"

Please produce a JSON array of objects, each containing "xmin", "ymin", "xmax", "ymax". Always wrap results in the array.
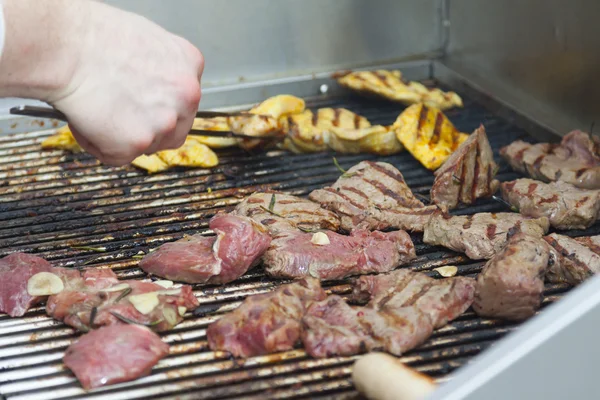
[
  {"xmin": 473, "ymin": 233, "xmax": 551, "ymax": 321},
  {"xmin": 423, "ymin": 212, "xmax": 550, "ymax": 260},
  {"xmin": 501, "ymin": 179, "xmax": 600, "ymax": 230},
  {"xmin": 309, "ymin": 161, "xmax": 437, "ymax": 232},
  {"xmin": 431, "ymin": 125, "xmax": 499, "ymax": 210},
  {"xmin": 543, "ymin": 234, "xmax": 600, "ymax": 285}
]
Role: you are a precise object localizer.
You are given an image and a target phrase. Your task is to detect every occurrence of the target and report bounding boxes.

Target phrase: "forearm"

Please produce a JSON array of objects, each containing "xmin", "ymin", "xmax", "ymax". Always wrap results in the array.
[{"xmin": 0, "ymin": 0, "xmax": 90, "ymax": 100}]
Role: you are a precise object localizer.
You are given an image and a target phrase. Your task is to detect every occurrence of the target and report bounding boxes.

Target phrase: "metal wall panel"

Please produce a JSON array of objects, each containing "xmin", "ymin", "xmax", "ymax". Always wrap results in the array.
[
  {"xmin": 445, "ymin": 0, "xmax": 600, "ymax": 136},
  {"xmin": 105, "ymin": 0, "xmax": 442, "ymax": 87}
]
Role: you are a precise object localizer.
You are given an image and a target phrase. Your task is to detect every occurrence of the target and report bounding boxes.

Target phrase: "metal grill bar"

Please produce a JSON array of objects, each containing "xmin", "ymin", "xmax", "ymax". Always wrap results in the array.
[{"xmin": 0, "ymin": 78, "xmax": 587, "ymax": 399}]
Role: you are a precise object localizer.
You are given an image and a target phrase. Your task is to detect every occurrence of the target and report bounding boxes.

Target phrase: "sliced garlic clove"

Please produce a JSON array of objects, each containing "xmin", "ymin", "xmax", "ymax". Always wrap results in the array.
[
  {"xmin": 101, "ymin": 283, "xmax": 130, "ymax": 292},
  {"xmin": 154, "ymin": 280, "xmax": 174, "ymax": 289},
  {"xmin": 163, "ymin": 307, "xmax": 178, "ymax": 326},
  {"xmin": 128, "ymin": 292, "xmax": 159, "ymax": 315},
  {"xmin": 178, "ymin": 306, "xmax": 187, "ymax": 316},
  {"xmin": 311, "ymin": 231, "xmax": 330, "ymax": 245},
  {"xmin": 434, "ymin": 266, "xmax": 458, "ymax": 277},
  {"xmin": 27, "ymin": 272, "xmax": 64, "ymax": 296}
]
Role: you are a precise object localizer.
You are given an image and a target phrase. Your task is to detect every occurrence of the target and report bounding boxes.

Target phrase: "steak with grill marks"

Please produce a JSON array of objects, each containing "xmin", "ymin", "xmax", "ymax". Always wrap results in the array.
[
  {"xmin": 309, "ymin": 161, "xmax": 437, "ymax": 232},
  {"xmin": 500, "ymin": 130, "xmax": 600, "ymax": 189},
  {"xmin": 206, "ymin": 278, "xmax": 326, "ymax": 358},
  {"xmin": 301, "ymin": 269, "xmax": 475, "ymax": 357},
  {"xmin": 139, "ymin": 214, "xmax": 271, "ymax": 284},
  {"xmin": 47, "ymin": 268, "xmax": 199, "ymax": 332},
  {"xmin": 543, "ymin": 233, "xmax": 600, "ymax": 285},
  {"xmin": 262, "ymin": 229, "xmax": 416, "ymax": 280},
  {"xmin": 63, "ymin": 324, "xmax": 169, "ymax": 390},
  {"xmin": 431, "ymin": 125, "xmax": 499, "ymax": 210},
  {"xmin": 423, "ymin": 212, "xmax": 550, "ymax": 260},
  {"xmin": 501, "ymin": 178, "xmax": 600, "ymax": 230},
  {"xmin": 0, "ymin": 253, "xmax": 80, "ymax": 317},
  {"xmin": 473, "ymin": 233, "xmax": 551, "ymax": 321},
  {"xmin": 233, "ymin": 192, "xmax": 340, "ymax": 234}
]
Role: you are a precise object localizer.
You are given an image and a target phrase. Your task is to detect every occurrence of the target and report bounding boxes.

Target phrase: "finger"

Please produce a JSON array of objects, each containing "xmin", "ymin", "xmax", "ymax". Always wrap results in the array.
[{"xmin": 69, "ymin": 125, "xmax": 105, "ymax": 161}]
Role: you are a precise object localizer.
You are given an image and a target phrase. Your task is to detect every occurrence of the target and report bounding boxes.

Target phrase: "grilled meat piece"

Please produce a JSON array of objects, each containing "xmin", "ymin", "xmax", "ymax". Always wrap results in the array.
[
  {"xmin": 500, "ymin": 130, "xmax": 600, "ymax": 189},
  {"xmin": 501, "ymin": 179, "xmax": 600, "ymax": 230},
  {"xmin": 335, "ymin": 70, "xmax": 463, "ymax": 110},
  {"xmin": 47, "ymin": 268, "xmax": 199, "ymax": 332},
  {"xmin": 63, "ymin": 324, "xmax": 169, "ymax": 389},
  {"xmin": 139, "ymin": 214, "xmax": 271, "ymax": 284},
  {"xmin": 0, "ymin": 253, "xmax": 80, "ymax": 317},
  {"xmin": 423, "ymin": 212, "xmax": 550, "ymax": 260},
  {"xmin": 543, "ymin": 234, "xmax": 600, "ymax": 285},
  {"xmin": 262, "ymin": 229, "xmax": 416, "ymax": 280},
  {"xmin": 431, "ymin": 125, "xmax": 499, "ymax": 210},
  {"xmin": 301, "ymin": 269, "xmax": 475, "ymax": 357},
  {"xmin": 393, "ymin": 104, "xmax": 470, "ymax": 170},
  {"xmin": 281, "ymin": 107, "xmax": 371, "ymax": 153},
  {"xmin": 309, "ymin": 161, "xmax": 437, "ymax": 232},
  {"xmin": 207, "ymin": 278, "xmax": 327, "ymax": 358},
  {"xmin": 473, "ymin": 233, "xmax": 551, "ymax": 321},
  {"xmin": 233, "ymin": 192, "xmax": 340, "ymax": 234}
]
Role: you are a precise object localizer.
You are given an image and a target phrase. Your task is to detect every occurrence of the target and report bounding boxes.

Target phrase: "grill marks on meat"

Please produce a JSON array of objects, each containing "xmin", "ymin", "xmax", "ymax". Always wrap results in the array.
[
  {"xmin": 63, "ymin": 325, "xmax": 169, "ymax": 390},
  {"xmin": 139, "ymin": 214, "xmax": 271, "ymax": 284},
  {"xmin": 501, "ymin": 130, "xmax": 600, "ymax": 189},
  {"xmin": 234, "ymin": 192, "xmax": 340, "ymax": 234},
  {"xmin": 301, "ymin": 269, "xmax": 475, "ymax": 357},
  {"xmin": 207, "ymin": 278, "xmax": 327, "ymax": 358},
  {"xmin": 544, "ymin": 234, "xmax": 600, "ymax": 285},
  {"xmin": 474, "ymin": 233, "xmax": 551, "ymax": 321},
  {"xmin": 501, "ymin": 179, "xmax": 600, "ymax": 230},
  {"xmin": 262, "ymin": 229, "xmax": 416, "ymax": 280},
  {"xmin": 431, "ymin": 125, "xmax": 499, "ymax": 210},
  {"xmin": 0, "ymin": 253, "xmax": 80, "ymax": 317},
  {"xmin": 309, "ymin": 161, "xmax": 437, "ymax": 232},
  {"xmin": 47, "ymin": 269, "xmax": 199, "ymax": 332},
  {"xmin": 423, "ymin": 212, "xmax": 550, "ymax": 260}
]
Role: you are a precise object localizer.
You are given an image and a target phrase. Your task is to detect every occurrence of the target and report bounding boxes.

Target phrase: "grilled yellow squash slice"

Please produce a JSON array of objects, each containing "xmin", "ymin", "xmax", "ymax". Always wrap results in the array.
[
  {"xmin": 250, "ymin": 94, "xmax": 306, "ymax": 118},
  {"xmin": 131, "ymin": 154, "xmax": 169, "ymax": 174},
  {"xmin": 329, "ymin": 125, "xmax": 402, "ymax": 155},
  {"xmin": 337, "ymin": 70, "xmax": 463, "ymax": 110},
  {"xmin": 393, "ymin": 103, "xmax": 469, "ymax": 170},
  {"xmin": 281, "ymin": 107, "xmax": 371, "ymax": 153},
  {"xmin": 41, "ymin": 125, "xmax": 83, "ymax": 152},
  {"xmin": 191, "ymin": 118, "xmax": 239, "ymax": 148},
  {"xmin": 156, "ymin": 137, "xmax": 219, "ymax": 168}
]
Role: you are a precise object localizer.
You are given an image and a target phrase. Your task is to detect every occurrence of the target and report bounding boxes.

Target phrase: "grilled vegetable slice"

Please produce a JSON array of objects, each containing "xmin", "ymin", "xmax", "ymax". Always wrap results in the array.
[
  {"xmin": 41, "ymin": 126, "xmax": 83, "ymax": 153},
  {"xmin": 329, "ymin": 125, "xmax": 403, "ymax": 155},
  {"xmin": 157, "ymin": 137, "xmax": 219, "ymax": 168},
  {"xmin": 131, "ymin": 154, "xmax": 169, "ymax": 174},
  {"xmin": 281, "ymin": 107, "xmax": 371, "ymax": 153},
  {"xmin": 250, "ymin": 94, "xmax": 306, "ymax": 118},
  {"xmin": 336, "ymin": 69, "xmax": 463, "ymax": 110},
  {"xmin": 190, "ymin": 117, "xmax": 239, "ymax": 148},
  {"xmin": 393, "ymin": 103, "xmax": 469, "ymax": 170}
]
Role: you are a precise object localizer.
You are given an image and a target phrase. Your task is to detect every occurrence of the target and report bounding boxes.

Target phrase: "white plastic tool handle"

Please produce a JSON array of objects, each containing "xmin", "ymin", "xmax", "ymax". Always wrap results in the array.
[{"xmin": 352, "ymin": 353, "xmax": 437, "ymax": 400}]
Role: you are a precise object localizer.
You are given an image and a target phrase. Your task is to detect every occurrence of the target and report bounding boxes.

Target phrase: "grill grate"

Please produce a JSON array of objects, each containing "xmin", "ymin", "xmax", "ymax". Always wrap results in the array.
[{"xmin": 0, "ymin": 85, "xmax": 586, "ymax": 399}]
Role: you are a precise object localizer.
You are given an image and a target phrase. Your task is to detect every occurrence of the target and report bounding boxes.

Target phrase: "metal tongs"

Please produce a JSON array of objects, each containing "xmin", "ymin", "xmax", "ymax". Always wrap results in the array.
[{"xmin": 10, "ymin": 105, "xmax": 277, "ymax": 139}]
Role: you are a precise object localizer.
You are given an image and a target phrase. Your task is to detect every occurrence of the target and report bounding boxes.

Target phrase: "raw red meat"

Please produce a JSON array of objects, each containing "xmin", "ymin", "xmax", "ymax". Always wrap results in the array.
[
  {"xmin": 139, "ymin": 214, "xmax": 271, "ymax": 284},
  {"xmin": 63, "ymin": 324, "xmax": 169, "ymax": 389}
]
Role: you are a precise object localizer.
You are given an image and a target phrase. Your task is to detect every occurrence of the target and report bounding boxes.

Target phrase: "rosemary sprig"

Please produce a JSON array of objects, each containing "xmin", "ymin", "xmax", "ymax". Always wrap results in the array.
[
  {"xmin": 110, "ymin": 311, "xmax": 163, "ymax": 327},
  {"xmin": 115, "ymin": 287, "xmax": 132, "ymax": 303},
  {"xmin": 71, "ymin": 246, "xmax": 107, "ymax": 252},
  {"xmin": 297, "ymin": 225, "xmax": 318, "ymax": 233},
  {"xmin": 452, "ymin": 174, "xmax": 462, "ymax": 185},
  {"xmin": 269, "ymin": 193, "xmax": 276, "ymax": 212},
  {"xmin": 131, "ymin": 255, "xmax": 144, "ymax": 260},
  {"xmin": 260, "ymin": 205, "xmax": 285, "ymax": 218},
  {"xmin": 333, "ymin": 157, "xmax": 355, "ymax": 178},
  {"xmin": 492, "ymin": 195, "xmax": 519, "ymax": 212},
  {"xmin": 89, "ymin": 307, "xmax": 97, "ymax": 328}
]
